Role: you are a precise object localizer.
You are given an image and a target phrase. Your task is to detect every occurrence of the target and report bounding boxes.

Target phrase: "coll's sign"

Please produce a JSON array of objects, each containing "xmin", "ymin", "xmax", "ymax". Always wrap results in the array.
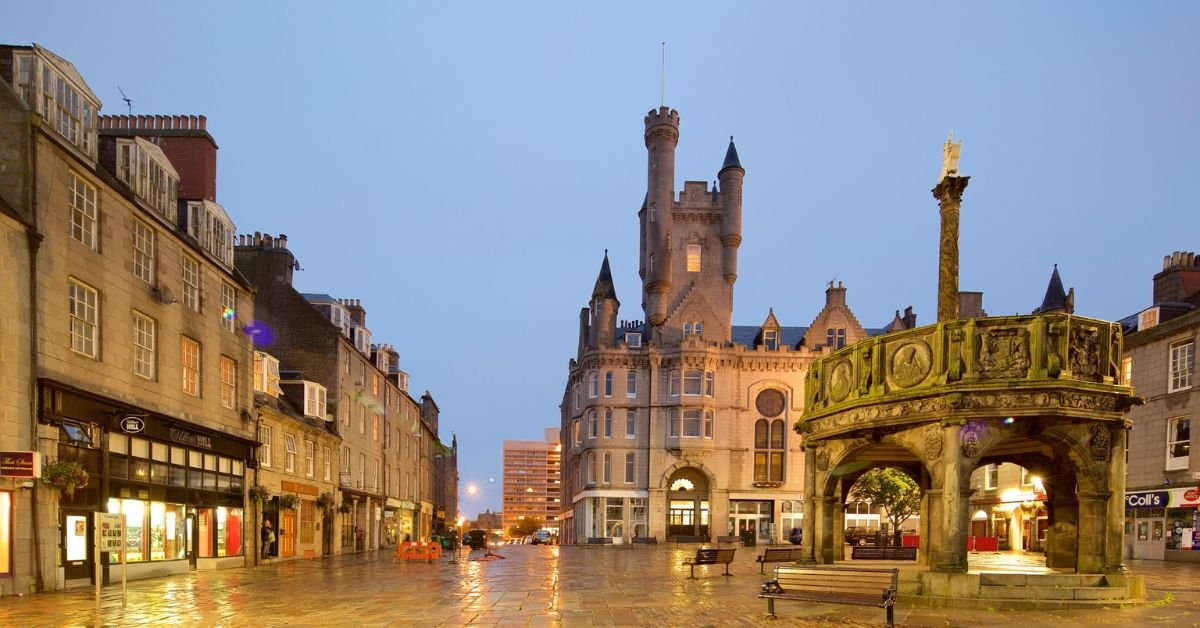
[{"xmin": 1125, "ymin": 491, "xmax": 1169, "ymax": 508}]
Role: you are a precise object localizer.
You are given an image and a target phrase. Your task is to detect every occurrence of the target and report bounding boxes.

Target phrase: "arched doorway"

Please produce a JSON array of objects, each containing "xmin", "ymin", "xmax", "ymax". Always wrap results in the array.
[{"xmin": 666, "ymin": 467, "xmax": 709, "ymax": 540}]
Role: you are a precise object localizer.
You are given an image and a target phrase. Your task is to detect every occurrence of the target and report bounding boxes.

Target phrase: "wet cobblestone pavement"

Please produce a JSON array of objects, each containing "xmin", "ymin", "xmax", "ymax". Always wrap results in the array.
[{"xmin": 2, "ymin": 546, "xmax": 1200, "ymax": 626}]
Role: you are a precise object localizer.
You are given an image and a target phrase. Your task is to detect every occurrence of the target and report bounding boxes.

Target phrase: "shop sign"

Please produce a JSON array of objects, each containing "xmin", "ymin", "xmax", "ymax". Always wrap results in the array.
[
  {"xmin": 119, "ymin": 416, "xmax": 145, "ymax": 434},
  {"xmin": 0, "ymin": 451, "xmax": 39, "ymax": 478},
  {"xmin": 1126, "ymin": 491, "xmax": 1169, "ymax": 508},
  {"xmin": 168, "ymin": 427, "xmax": 212, "ymax": 449},
  {"xmin": 97, "ymin": 513, "xmax": 124, "ymax": 552}
]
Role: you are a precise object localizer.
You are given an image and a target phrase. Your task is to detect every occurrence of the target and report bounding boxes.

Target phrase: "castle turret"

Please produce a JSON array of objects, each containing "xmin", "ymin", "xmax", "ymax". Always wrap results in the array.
[
  {"xmin": 718, "ymin": 137, "xmax": 744, "ymax": 285},
  {"xmin": 642, "ymin": 106, "xmax": 679, "ymax": 327},
  {"xmin": 589, "ymin": 251, "xmax": 620, "ymax": 346}
]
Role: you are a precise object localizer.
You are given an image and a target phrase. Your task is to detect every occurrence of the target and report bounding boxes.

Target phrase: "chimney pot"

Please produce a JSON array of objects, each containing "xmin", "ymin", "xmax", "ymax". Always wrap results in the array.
[{"xmin": 199, "ymin": 115, "xmax": 207, "ymax": 130}]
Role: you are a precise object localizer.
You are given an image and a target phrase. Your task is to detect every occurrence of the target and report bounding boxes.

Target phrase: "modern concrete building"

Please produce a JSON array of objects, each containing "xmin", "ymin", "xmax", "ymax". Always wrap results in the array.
[
  {"xmin": 1123, "ymin": 251, "xmax": 1199, "ymax": 561},
  {"xmin": 502, "ymin": 429, "xmax": 562, "ymax": 535},
  {"xmin": 0, "ymin": 44, "xmax": 259, "ymax": 593},
  {"xmin": 559, "ymin": 106, "xmax": 888, "ymax": 545}
]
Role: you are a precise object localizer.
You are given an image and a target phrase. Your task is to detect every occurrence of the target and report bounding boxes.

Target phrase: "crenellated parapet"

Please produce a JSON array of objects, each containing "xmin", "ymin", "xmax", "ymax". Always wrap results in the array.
[{"xmin": 799, "ymin": 313, "xmax": 1138, "ymax": 440}]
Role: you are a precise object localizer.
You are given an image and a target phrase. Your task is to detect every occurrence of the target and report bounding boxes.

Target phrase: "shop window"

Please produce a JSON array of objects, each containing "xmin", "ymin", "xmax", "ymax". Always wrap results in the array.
[
  {"xmin": 0, "ymin": 492, "xmax": 9, "ymax": 575},
  {"xmin": 605, "ymin": 497, "xmax": 625, "ymax": 537},
  {"xmin": 107, "ymin": 498, "xmax": 187, "ymax": 562}
]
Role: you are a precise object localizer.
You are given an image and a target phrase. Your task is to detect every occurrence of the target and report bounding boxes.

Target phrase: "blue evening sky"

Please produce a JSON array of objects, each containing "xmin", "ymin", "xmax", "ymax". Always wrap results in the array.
[{"xmin": 7, "ymin": 2, "xmax": 1198, "ymax": 518}]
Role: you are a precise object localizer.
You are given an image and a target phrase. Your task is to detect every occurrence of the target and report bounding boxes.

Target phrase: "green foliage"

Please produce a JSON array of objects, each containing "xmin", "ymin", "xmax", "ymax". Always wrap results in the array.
[
  {"xmin": 850, "ymin": 468, "xmax": 921, "ymax": 533},
  {"xmin": 507, "ymin": 517, "xmax": 544, "ymax": 539},
  {"xmin": 278, "ymin": 493, "xmax": 299, "ymax": 510},
  {"xmin": 41, "ymin": 459, "xmax": 89, "ymax": 498},
  {"xmin": 315, "ymin": 492, "xmax": 335, "ymax": 512},
  {"xmin": 248, "ymin": 485, "xmax": 272, "ymax": 503}
]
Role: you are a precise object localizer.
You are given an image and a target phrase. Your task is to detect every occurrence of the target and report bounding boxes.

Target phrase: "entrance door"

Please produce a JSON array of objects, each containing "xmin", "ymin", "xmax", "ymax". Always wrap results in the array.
[
  {"xmin": 1133, "ymin": 514, "xmax": 1166, "ymax": 559},
  {"xmin": 186, "ymin": 512, "xmax": 196, "ymax": 569},
  {"xmin": 281, "ymin": 511, "xmax": 296, "ymax": 558},
  {"xmin": 61, "ymin": 511, "xmax": 92, "ymax": 582}
]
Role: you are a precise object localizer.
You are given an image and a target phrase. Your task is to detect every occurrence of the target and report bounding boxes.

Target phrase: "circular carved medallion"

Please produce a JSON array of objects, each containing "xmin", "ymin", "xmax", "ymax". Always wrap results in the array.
[
  {"xmin": 829, "ymin": 361, "xmax": 852, "ymax": 403},
  {"xmin": 890, "ymin": 340, "xmax": 932, "ymax": 388},
  {"xmin": 756, "ymin": 390, "xmax": 786, "ymax": 417}
]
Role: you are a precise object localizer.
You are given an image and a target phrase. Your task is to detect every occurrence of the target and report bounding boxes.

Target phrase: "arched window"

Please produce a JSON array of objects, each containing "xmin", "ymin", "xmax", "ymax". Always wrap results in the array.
[
  {"xmin": 573, "ymin": 419, "xmax": 581, "ymax": 446},
  {"xmin": 588, "ymin": 410, "xmax": 598, "ymax": 439},
  {"xmin": 754, "ymin": 418, "xmax": 785, "ymax": 482},
  {"xmin": 588, "ymin": 372, "xmax": 599, "ymax": 398},
  {"xmin": 604, "ymin": 410, "xmax": 613, "ymax": 438}
]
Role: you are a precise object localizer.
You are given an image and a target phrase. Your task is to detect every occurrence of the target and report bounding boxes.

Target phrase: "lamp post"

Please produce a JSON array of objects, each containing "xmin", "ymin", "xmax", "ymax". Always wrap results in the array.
[{"xmin": 448, "ymin": 515, "xmax": 466, "ymax": 564}]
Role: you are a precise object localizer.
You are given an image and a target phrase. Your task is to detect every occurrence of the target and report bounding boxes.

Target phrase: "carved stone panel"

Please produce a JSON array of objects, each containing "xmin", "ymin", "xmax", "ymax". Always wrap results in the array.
[
  {"xmin": 961, "ymin": 423, "xmax": 983, "ymax": 458},
  {"xmin": 924, "ymin": 426, "xmax": 943, "ymax": 460},
  {"xmin": 816, "ymin": 448, "xmax": 830, "ymax": 471},
  {"xmin": 1089, "ymin": 424, "xmax": 1111, "ymax": 461},
  {"xmin": 829, "ymin": 360, "xmax": 853, "ymax": 403},
  {"xmin": 978, "ymin": 327, "xmax": 1030, "ymax": 379},
  {"xmin": 1070, "ymin": 326, "xmax": 1102, "ymax": 381},
  {"xmin": 889, "ymin": 340, "xmax": 933, "ymax": 389}
]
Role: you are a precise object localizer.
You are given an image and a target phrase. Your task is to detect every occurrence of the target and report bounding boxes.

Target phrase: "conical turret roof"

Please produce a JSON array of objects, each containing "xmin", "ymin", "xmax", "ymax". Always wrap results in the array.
[
  {"xmin": 1039, "ymin": 265, "xmax": 1068, "ymax": 313},
  {"xmin": 592, "ymin": 250, "xmax": 618, "ymax": 302},
  {"xmin": 721, "ymin": 136, "xmax": 742, "ymax": 171}
]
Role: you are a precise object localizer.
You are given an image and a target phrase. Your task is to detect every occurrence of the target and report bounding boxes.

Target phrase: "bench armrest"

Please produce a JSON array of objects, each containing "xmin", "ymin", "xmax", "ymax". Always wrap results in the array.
[{"xmin": 761, "ymin": 579, "xmax": 783, "ymax": 594}]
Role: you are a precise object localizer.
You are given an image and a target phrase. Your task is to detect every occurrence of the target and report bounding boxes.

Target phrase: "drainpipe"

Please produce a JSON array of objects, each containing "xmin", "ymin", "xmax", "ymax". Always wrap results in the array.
[
  {"xmin": 26, "ymin": 113, "xmax": 44, "ymax": 593},
  {"xmin": 254, "ymin": 412, "xmax": 261, "ymax": 567}
]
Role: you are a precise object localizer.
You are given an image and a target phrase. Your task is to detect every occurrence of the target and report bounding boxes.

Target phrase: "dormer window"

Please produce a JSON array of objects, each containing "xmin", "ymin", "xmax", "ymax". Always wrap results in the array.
[
  {"xmin": 11, "ymin": 48, "xmax": 99, "ymax": 159},
  {"xmin": 304, "ymin": 382, "xmax": 328, "ymax": 419},
  {"xmin": 683, "ymin": 321, "xmax": 703, "ymax": 337},
  {"xmin": 116, "ymin": 138, "xmax": 179, "ymax": 221},
  {"xmin": 764, "ymin": 330, "xmax": 779, "ymax": 351},
  {"xmin": 826, "ymin": 328, "xmax": 846, "ymax": 350},
  {"xmin": 349, "ymin": 326, "xmax": 371, "ymax": 355},
  {"xmin": 183, "ymin": 201, "xmax": 235, "ymax": 267},
  {"xmin": 626, "ymin": 332, "xmax": 642, "ymax": 348},
  {"xmin": 253, "ymin": 351, "xmax": 282, "ymax": 397}
]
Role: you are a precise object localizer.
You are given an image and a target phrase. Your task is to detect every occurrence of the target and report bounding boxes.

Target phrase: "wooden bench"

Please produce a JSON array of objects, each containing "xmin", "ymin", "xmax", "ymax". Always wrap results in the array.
[
  {"xmin": 755, "ymin": 546, "xmax": 805, "ymax": 573},
  {"xmin": 672, "ymin": 535, "xmax": 708, "ymax": 544},
  {"xmin": 716, "ymin": 535, "xmax": 742, "ymax": 545},
  {"xmin": 586, "ymin": 537, "xmax": 613, "ymax": 545},
  {"xmin": 851, "ymin": 546, "xmax": 917, "ymax": 561},
  {"xmin": 682, "ymin": 548, "xmax": 736, "ymax": 579},
  {"xmin": 629, "ymin": 536, "xmax": 658, "ymax": 546},
  {"xmin": 759, "ymin": 565, "xmax": 898, "ymax": 626}
]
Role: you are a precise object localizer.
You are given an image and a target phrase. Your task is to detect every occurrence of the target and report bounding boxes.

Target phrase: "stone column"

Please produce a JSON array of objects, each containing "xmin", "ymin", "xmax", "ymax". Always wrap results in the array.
[
  {"xmin": 819, "ymin": 496, "xmax": 837, "ymax": 564},
  {"xmin": 1044, "ymin": 497, "xmax": 1079, "ymax": 569},
  {"xmin": 932, "ymin": 176, "xmax": 970, "ymax": 322},
  {"xmin": 917, "ymin": 467, "xmax": 932, "ymax": 566},
  {"xmin": 832, "ymin": 479, "xmax": 846, "ymax": 561},
  {"xmin": 933, "ymin": 421, "xmax": 968, "ymax": 572},
  {"xmin": 1105, "ymin": 428, "xmax": 1129, "ymax": 573},
  {"xmin": 800, "ymin": 444, "xmax": 818, "ymax": 564},
  {"xmin": 1076, "ymin": 491, "xmax": 1109, "ymax": 573}
]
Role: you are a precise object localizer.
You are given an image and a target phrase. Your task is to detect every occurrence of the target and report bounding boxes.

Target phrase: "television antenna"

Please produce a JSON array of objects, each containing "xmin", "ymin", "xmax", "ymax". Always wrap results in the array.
[{"xmin": 117, "ymin": 85, "xmax": 132, "ymax": 115}]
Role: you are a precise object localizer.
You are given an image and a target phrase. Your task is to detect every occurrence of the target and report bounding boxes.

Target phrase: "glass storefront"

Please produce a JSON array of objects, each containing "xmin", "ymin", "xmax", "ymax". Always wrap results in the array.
[{"xmin": 0, "ymin": 492, "xmax": 10, "ymax": 575}]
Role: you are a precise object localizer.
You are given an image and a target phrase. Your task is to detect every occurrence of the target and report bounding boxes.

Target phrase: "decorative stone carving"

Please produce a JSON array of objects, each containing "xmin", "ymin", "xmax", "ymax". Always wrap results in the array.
[
  {"xmin": 859, "ymin": 346, "xmax": 874, "ymax": 394},
  {"xmin": 1069, "ymin": 326, "xmax": 1101, "ymax": 381},
  {"xmin": 961, "ymin": 423, "xmax": 982, "ymax": 458},
  {"xmin": 816, "ymin": 448, "xmax": 830, "ymax": 471},
  {"xmin": 978, "ymin": 327, "xmax": 1030, "ymax": 378},
  {"xmin": 755, "ymin": 389, "xmax": 786, "ymax": 418},
  {"xmin": 924, "ymin": 426, "xmax": 943, "ymax": 460},
  {"xmin": 1089, "ymin": 424, "xmax": 1111, "ymax": 461},
  {"xmin": 829, "ymin": 360, "xmax": 853, "ymax": 403},
  {"xmin": 890, "ymin": 340, "xmax": 933, "ymax": 388}
]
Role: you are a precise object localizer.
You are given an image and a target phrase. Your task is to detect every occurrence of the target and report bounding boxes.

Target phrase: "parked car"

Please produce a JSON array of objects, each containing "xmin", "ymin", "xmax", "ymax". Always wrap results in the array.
[
  {"xmin": 531, "ymin": 530, "xmax": 552, "ymax": 545},
  {"xmin": 844, "ymin": 526, "xmax": 878, "ymax": 546}
]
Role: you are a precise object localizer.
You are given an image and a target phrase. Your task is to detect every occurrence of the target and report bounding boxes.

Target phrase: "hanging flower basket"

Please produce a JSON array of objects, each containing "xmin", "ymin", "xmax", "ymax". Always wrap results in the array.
[
  {"xmin": 278, "ymin": 493, "xmax": 299, "ymax": 510},
  {"xmin": 41, "ymin": 459, "xmax": 89, "ymax": 498},
  {"xmin": 315, "ymin": 492, "xmax": 335, "ymax": 513},
  {"xmin": 337, "ymin": 502, "xmax": 352, "ymax": 514},
  {"xmin": 248, "ymin": 485, "xmax": 272, "ymax": 503}
]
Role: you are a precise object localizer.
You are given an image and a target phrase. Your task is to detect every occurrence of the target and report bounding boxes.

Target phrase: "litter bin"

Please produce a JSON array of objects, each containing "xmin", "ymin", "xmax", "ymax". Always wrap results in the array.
[{"xmin": 740, "ymin": 530, "xmax": 756, "ymax": 547}]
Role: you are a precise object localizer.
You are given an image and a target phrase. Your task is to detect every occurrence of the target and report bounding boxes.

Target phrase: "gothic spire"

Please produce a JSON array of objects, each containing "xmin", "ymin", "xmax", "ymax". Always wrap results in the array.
[
  {"xmin": 721, "ymin": 136, "xmax": 742, "ymax": 172},
  {"xmin": 592, "ymin": 249, "xmax": 618, "ymax": 301}
]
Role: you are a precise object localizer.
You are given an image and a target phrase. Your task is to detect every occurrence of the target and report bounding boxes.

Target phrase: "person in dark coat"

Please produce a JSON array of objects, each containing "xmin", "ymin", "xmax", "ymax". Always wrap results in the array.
[{"xmin": 261, "ymin": 519, "xmax": 274, "ymax": 558}]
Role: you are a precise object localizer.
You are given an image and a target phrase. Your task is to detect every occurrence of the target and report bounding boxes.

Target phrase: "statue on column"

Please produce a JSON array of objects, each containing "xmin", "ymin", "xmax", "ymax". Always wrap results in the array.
[{"xmin": 939, "ymin": 131, "xmax": 963, "ymax": 182}]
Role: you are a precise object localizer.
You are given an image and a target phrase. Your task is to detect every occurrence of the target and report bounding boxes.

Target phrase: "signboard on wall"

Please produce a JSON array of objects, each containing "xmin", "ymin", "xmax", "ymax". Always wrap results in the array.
[
  {"xmin": 1126, "ymin": 488, "xmax": 1200, "ymax": 509},
  {"xmin": 0, "ymin": 451, "xmax": 40, "ymax": 478}
]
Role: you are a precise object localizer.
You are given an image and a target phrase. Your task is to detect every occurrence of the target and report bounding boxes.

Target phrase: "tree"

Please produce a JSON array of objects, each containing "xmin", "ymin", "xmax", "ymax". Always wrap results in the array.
[
  {"xmin": 849, "ymin": 468, "xmax": 920, "ymax": 545},
  {"xmin": 508, "ymin": 517, "xmax": 544, "ymax": 539}
]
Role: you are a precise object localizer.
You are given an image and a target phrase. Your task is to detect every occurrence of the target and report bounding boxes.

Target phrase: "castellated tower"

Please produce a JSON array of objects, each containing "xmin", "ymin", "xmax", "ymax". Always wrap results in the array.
[
  {"xmin": 639, "ymin": 107, "xmax": 743, "ymax": 342},
  {"xmin": 642, "ymin": 106, "xmax": 679, "ymax": 327}
]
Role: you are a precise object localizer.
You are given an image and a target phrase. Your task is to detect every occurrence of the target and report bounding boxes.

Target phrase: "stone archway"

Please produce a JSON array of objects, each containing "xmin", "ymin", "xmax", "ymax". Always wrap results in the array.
[
  {"xmin": 799, "ymin": 313, "xmax": 1136, "ymax": 576},
  {"xmin": 663, "ymin": 466, "xmax": 711, "ymax": 540}
]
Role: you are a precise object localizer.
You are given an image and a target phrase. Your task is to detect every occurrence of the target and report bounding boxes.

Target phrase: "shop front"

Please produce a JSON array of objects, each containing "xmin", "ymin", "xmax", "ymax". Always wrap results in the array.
[
  {"xmin": 1125, "ymin": 487, "xmax": 1200, "ymax": 562},
  {"xmin": 385, "ymin": 499, "xmax": 415, "ymax": 544},
  {"xmin": 40, "ymin": 382, "xmax": 256, "ymax": 583},
  {"xmin": 571, "ymin": 490, "xmax": 648, "ymax": 543}
]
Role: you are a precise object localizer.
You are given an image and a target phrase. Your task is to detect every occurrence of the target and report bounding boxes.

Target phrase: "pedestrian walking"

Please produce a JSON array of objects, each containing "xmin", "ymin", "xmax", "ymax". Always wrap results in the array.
[{"xmin": 262, "ymin": 519, "xmax": 275, "ymax": 559}]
